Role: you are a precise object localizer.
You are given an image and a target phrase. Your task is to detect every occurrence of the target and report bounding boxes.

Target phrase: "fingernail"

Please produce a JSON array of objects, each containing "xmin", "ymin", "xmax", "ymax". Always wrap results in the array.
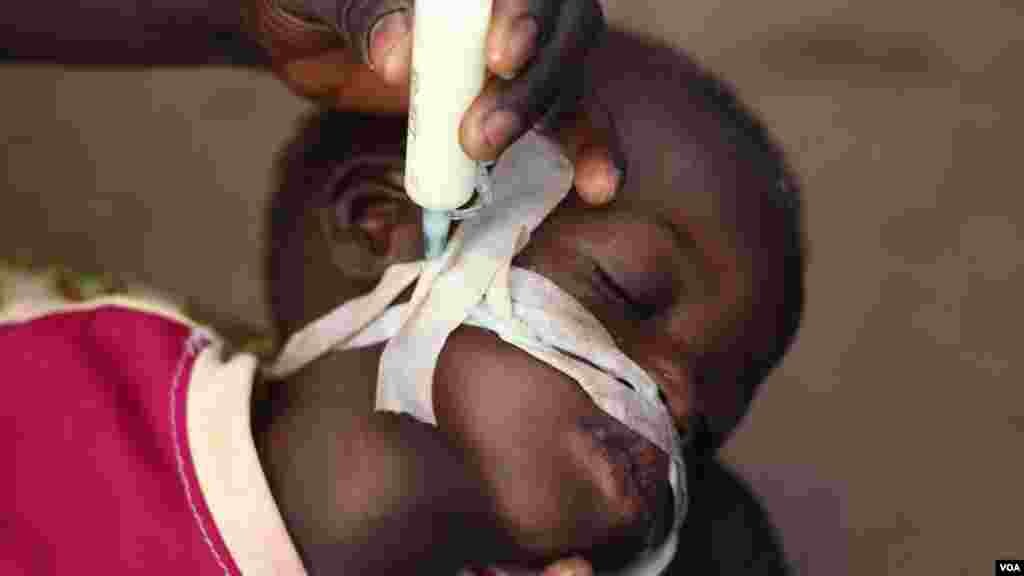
[
  {"xmin": 582, "ymin": 152, "xmax": 623, "ymax": 205},
  {"xmin": 382, "ymin": 35, "xmax": 411, "ymax": 83},
  {"xmin": 497, "ymin": 16, "xmax": 539, "ymax": 79},
  {"xmin": 483, "ymin": 109, "xmax": 523, "ymax": 152},
  {"xmin": 369, "ymin": 11, "xmax": 411, "ymax": 78}
]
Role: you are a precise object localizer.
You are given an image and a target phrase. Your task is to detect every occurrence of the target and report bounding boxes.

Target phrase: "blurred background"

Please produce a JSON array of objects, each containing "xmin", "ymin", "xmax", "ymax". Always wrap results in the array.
[{"xmin": 2, "ymin": 0, "xmax": 1021, "ymax": 573}]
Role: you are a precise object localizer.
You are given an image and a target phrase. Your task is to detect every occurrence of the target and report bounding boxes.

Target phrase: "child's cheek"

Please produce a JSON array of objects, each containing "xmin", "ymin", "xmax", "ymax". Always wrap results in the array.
[{"xmin": 621, "ymin": 327, "xmax": 695, "ymax": 429}]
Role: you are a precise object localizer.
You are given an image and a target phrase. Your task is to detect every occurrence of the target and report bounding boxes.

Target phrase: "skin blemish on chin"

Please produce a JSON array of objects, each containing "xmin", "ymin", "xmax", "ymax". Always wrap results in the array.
[{"xmin": 568, "ymin": 415, "xmax": 668, "ymax": 546}]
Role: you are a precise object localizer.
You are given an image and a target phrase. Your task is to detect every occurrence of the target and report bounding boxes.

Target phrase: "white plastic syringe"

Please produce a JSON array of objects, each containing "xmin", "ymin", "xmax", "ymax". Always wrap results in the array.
[{"xmin": 404, "ymin": 0, "xmax": 494, "ymax": 259}]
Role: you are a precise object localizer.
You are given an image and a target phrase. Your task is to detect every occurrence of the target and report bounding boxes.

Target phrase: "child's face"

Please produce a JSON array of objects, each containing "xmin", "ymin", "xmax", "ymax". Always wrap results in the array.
[{"xmin": 269, "ymin": 106, "xmax": 795, "ymax": 560}]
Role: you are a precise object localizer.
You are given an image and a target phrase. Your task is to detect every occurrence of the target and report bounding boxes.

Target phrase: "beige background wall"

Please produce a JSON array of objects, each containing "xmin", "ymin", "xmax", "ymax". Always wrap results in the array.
[{"xmin": 2, "ymin": 1, "xmax": 1021, "ymax": 573}]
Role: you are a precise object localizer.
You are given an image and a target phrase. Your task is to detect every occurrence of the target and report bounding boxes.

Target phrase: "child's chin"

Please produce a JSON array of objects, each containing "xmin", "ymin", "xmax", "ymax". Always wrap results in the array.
[{"xmin": 561, "ymin": 420, "xmax": 672, "ymax": 569}]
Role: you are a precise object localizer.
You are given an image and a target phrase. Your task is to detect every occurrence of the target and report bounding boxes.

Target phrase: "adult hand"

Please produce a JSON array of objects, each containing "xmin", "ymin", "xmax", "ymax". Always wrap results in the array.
[{"xmin": 247, "ymin": 0, "xmax": 625, "ymax": 206}]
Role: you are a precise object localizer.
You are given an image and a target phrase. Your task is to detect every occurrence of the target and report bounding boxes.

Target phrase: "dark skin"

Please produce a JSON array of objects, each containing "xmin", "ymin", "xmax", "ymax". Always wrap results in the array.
[{"xmin": 260, "ymin": 29, "xmax": 803, "ymax": 574}]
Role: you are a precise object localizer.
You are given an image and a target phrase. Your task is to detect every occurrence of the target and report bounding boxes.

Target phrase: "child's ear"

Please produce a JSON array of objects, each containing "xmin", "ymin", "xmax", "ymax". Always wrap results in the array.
[{"xmin": 320, "ymin": 182, "xmax": 423, "ymax": 280}]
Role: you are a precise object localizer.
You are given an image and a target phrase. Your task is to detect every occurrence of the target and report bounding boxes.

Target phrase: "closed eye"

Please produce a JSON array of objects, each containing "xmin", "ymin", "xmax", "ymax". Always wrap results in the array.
[{"xmin": 591, "ymin": 261, "xmax": 659, "ymax": 321}]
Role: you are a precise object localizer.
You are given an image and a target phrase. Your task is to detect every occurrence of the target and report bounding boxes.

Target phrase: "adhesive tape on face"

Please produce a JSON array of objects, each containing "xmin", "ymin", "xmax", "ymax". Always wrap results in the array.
[{"xmin": 265, "ymin": 132, "xmax": 686, "ymax": 575}]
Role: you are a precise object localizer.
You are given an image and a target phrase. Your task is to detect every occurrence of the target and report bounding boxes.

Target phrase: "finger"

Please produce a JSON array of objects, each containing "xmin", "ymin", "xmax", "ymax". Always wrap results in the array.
[
  {"xmin": 548, "ymin": 100, "xmax": 626, "ymax": 206},
  {"xmin": 366, "ymin": 9, "xmax": 413, "ymax": 85},
  {"xmin": 574, "ymin": 148, "xmax": 621, "ymax": 206},
  {"xmin": 461, "ymin": 0, "xmax": 605, "ymax": 160},
  {"xmin": 304, "ymin": 0, "xmax": 413, "ymax": 82},
  {"xmin": 247, "ymin": 0, "xmax": 410, "ymax": 112},
  {"xmin": 486, "ymin": 0, "xmax": 542, "ymax": 79},
  {"xmin": 460, "ymin": 78, "xmax": 523, "ymax": 162},
  {"xmin": 540, "ymin": 556, "xmax": 594, "ymax": 576},
  {"xmin": 282, "ymin": 48, "xmax": 409, "ymax": 113},
  {"xmin": 245, "ymin": 0, "xmax": 339, "ymax": 62}
]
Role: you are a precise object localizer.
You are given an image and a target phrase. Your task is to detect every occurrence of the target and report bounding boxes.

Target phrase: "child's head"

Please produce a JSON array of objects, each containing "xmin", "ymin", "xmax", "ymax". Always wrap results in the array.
[{"xmin": 265, "ymin": 32, "xmax": 803, "ymax": 570}]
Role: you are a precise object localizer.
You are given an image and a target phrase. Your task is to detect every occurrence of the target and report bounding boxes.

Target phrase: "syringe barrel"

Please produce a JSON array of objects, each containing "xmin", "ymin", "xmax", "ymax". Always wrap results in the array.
[{"xmin": 403, "ymin": 0, "xmax": 493, "ymax": 212}]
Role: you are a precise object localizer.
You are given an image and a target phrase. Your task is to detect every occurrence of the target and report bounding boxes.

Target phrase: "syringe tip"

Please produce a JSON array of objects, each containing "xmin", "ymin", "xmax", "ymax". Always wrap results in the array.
[{"xmin": 422, "ymin": 209, "xmax": 451, "ymax": 259}]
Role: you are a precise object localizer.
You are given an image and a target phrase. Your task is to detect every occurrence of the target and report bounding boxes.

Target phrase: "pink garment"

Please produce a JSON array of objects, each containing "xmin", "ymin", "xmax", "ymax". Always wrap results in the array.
[{"xmin": 3, "ymin": 306, "xmax": 236, "ymax": 575}]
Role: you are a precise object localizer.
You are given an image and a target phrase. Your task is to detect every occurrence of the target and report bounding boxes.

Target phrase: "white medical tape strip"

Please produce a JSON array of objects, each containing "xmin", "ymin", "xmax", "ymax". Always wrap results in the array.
[
  {"xmin": 396, "ymin": 230, "xmax": 463, "ymax": 323},
  {"xmin": 376, "ymin": 134, "xmax": 570, "ymax": 424},
  {"xmin": 508, "ymin": 271, "xmax": 671, "ymax": 416},
  {"xmin": 264, "ymin": 132, "xmax": 685, "ymax": 575},
  {"xmin": 264, "ymin": 261, "xmax": 423, "ymax": 379},
  {"xmin": 263, "ymin": 218, "xmax": 476, "ymax": 380},
  {"xmin": 466, "ymin": 302, "xmax": 674, "ymax": 459}
]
